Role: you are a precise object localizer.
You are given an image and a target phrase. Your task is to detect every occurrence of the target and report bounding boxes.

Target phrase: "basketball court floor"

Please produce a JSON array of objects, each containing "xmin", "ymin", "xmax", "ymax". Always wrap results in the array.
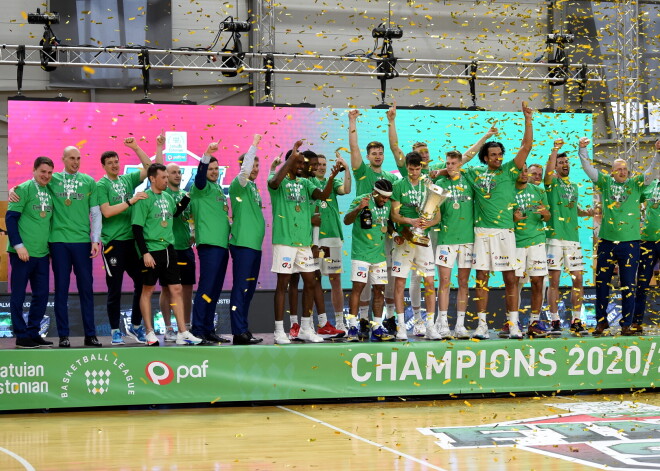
[{"xmin": 1, "ymin": 391, "xmax": 658, "ymax": 470}]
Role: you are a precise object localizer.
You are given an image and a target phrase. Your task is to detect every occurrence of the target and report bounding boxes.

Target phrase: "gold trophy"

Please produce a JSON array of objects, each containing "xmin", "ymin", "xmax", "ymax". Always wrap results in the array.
[{"xmin": 411, "ymin": 180, "xmax": 449, "ymax": 246}]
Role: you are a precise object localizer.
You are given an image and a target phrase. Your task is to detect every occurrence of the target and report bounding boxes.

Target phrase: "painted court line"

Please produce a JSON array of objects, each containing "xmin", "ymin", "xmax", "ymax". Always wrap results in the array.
[
  {"xmin": 0, "ymin": 447, "xmax": 35, "ymax": 471},
  {"xmin": 277, "ymin": 405, "xmax": 448, "ymax": 471}
]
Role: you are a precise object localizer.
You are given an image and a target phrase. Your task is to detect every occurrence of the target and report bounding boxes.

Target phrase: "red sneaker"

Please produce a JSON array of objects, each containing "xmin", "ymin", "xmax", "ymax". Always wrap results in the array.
[
  {"xmin": 289, "ymin": 322, "xmax": 300, "ymax": 340},
  {"xmin": 317, "ymin": 323, "xmax": 346, "ymax": 339}
]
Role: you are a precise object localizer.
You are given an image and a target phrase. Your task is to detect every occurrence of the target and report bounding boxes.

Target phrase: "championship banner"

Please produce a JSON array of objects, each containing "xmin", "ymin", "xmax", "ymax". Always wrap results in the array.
[{"xmin": 0, "ymin": 336, "xmax": 657, "ymax": 411}]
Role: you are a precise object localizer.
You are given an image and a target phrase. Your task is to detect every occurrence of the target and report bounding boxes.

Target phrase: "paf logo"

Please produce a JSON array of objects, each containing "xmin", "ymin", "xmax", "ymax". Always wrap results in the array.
[
  {"xmin": 145, "ymin": 360, "xmax": 209, "ymax": 385},
  {"xmin": 418, "ymin": 401, "xmax": 660, "ymax": 470}
]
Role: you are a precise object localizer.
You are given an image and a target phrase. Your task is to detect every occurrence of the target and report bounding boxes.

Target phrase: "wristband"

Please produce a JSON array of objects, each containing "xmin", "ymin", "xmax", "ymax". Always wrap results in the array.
[{"xmin": 126, "ymin": 199, "xmax": 132, "ymax": 207}]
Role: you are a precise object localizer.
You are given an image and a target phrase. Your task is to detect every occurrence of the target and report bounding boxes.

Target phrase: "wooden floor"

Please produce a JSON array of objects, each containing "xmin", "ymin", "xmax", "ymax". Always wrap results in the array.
[{"xmin": 1, "ymin": 392, "xmax": 658, "ymax": 470}]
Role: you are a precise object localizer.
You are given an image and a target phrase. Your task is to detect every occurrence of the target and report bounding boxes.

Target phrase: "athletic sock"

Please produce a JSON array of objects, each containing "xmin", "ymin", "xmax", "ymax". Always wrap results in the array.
[
  {"xmin": 386, "ymin": 303, "xmax": 395, "ymax": 317},
  {"xmin": 335, "ymin": 311, "xmax": 345, "ymax": 325},
  {"xmin": 550, "ymin": 311, "xmax": 560, "ymax": 322},
  {"xmin": 318, "ymin": 313, "xmax": 328, "ymax": 327},
  {"xmin": 301, "ymin": 317, "xmax": 312, "ymax": 330},
  {"xmin": 373, "ymin": 316, "xmax": 383, "ymax": 325},
  {"xmin": 477, "ymin": 311, "xmax": 487, "ymax": 326},
  {"xmin": 413, "ymin": 307, "xmax": 422, "ymax": 322},
  {"xmin": 358, "ymin": 305, "xmax": 369, "ymax": 319},
  {"xmin": 396, "ymin": 312, "xmax": 406, "ymax": 325},
  {"xmin": 274, "ymin": 320, "xmax": 284, "ymax": 333},
  {"xmin": 509, "ymin": 311, "xmax": 519, "ymax": 327},
  {"xmin": 289, "ymin": 314, "xmax": 298, "ymax": 327},
  {"xmin": 530, "ymin": 312, "xmax": 540, "ymax": 323},
  {"xmin": 456, "ymin": 311, "xmax": 466, "ymax": 328}
]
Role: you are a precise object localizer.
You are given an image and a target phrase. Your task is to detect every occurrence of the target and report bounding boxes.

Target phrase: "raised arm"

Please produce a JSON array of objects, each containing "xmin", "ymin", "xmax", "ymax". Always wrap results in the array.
[
  {"xmin": 462, "ymin": 122, "xmax": 499, "ymax": 165},
  {"xmin": 642, "ymin": 140, "xmax": 660, "ymax": 185},
  {"xmin": 335, "ymin": 154, "xmax": 351, "ymax": 195},
  {"xmin": 386, "ymin": 101, "xmax": 406, "ymax": 168},
  {"xmin": 154, "ymin": 132, "xmax": 165, "ymax": 166},
  {"xmin": 312, "ymin": 162, "xmax": 342, "ymax": 201},
  {"xmin": 513, "ymin": 102, "xmax": 534, "ymax": 169},
  {"xmin": 268, "ymin": 141, "xmax": 302, "ymax": 190},
  {"xmin": 237, "ymin": 133, "xmax": 262, "ymax": 187},
  {"xmin": 577, "ymin": 137, "xmax": 598, "ymax": 183},
  {"xmin": 348, "ymin": 110, "xmax": 363, "ymax": 171},
  {"xmin": 195, "ymin": 142, "xmax": 217, "ymax": 190},
  {"xmin": 544, "ymin": 138, "xmax": 564, "ymax": 186},
  {"xmin": 124, "ymin": 137, "xmax": 153, "ymax": 181}
]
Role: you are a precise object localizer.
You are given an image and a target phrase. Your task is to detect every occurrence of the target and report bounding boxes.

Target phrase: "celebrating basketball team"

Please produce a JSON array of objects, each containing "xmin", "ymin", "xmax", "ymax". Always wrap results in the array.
[{"xmin": 8, "ymin": 102, "xmax": 660, "ymax": 348}]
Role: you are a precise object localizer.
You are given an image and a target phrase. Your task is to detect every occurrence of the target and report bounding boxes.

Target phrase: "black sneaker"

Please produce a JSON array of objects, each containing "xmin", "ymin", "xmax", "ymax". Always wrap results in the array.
[
  {"xmin": 549, "ymin": 320, "xmax": 562, "ymax": 336},
  {"xmin": 570, "ymin": 319, "xmax": 586, "ymax": 336},
  {"xmin": 59, "ymin": 336, "xmax": 70, "ymax": 348},
  {"xmin": 84, "ymin": 336, "xmax": 102, "ymax": 347},
  {"xmin": 382, "ymin": 316, "xmax": 397, "ymax": 336},
  {"xmin": 205, "ymin": 332, "xmax": 231, "ymax": 344},
  {"xmin": 358, "ymin": 318, "xmax": 371, "ymax": 341},
  {"xmin": 16, "ymin": 338, "xmax": 40, "ymax": 349},
  {"xmin": 32, "ymin": 336, "xmax": 54, "ymax": 346}
]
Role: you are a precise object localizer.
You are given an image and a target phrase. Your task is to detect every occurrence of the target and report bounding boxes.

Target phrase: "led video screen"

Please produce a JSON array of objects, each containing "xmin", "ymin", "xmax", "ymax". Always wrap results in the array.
[{"xmin": 7, "ymin": 101, "xmax": 594, "ymax": 292}]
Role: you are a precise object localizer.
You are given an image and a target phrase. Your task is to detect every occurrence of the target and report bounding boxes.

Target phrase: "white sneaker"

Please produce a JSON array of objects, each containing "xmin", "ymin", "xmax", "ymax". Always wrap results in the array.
[
  {"xmin": 453, "ymin": 325, "xmax": 471, "ymax": 339},
  {"xmin": 336, "ymin": 321, "xmax": 348, "ymax": 333},
  {"xmin": 472, "ymin": 324, "xmax": 490, "ymax": 340},
  {"xmin": 145, "ymin": 330, "xmax": 160, "ymax": 346},
  {"xmin": 274, "ymin": 331, "xmax": 291, "ymax": 345},
  {"xmin": 412, "ymin": 319, "xmax": 427, "ymax": 337},
  {"xmin": 298, "ymin": 327, "xmax": 324, "ymax": 343},
  {"xmin": 509, "ymin": 323, "xmax": 523, "ymax": 339},
  {"xmin": 176, "ymin": 331, "xmax": 202, "ymax": 345},
  {"xmin": 164, "ymin": 328, "xmax": 177, "ymax": 342},
  {"xmin": 436, "ymin": 322, "xmax": 452, "ymax": 339},
  {"xmin": 396, "ymin": 324, "xmax": 408, "ymax": 341},
  {"xmin": 425, "ymin": 323, "xmax": 441, "ymax": 340}
]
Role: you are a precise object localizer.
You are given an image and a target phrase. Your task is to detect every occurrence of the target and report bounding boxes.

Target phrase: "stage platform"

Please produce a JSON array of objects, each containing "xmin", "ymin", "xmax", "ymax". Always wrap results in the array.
[{"xmin": 0, "ymin": 329, "xmax": 658, "ymax": 412}]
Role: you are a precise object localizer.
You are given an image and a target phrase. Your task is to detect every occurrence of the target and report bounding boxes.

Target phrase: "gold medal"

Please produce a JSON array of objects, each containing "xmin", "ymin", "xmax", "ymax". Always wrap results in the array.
[
  {"xmin": 653, "ymin": 203, "xmax": 659, "ymax": 209},
  {"xmin": 295, "ymin": 204, "xmax": 301, "ymax": 212},
  {"xmin": 567, "ymin": 202, "xmax": 574, "ymax": 209},
  {"xmin": 160, "ymin": 220, "xmax": 168, "ymax": 228},
  {"xmin": 614, "ymin": 202, "xmax": 621, "ymax": 209},
  {"xmin": 484, "ymin": 193, "xmax": 491, "ymax": 199},
  {"xmin": 224, "ymin": 204, "xmax": 228, "ymax": 212},
  {"xmin": 453, "ymin": 202, "xmax": 460, "ymax": 210},
  {"xmin": 64, "ymin": 198, "xmax": 72, "ymax": 206},
  {"xmin": 381, "ymin": 226, "xmax": 388, "ymax": 233},
  {"xmin": 40, "ymin": 211, "xmax": 46, "ymax": 218}
]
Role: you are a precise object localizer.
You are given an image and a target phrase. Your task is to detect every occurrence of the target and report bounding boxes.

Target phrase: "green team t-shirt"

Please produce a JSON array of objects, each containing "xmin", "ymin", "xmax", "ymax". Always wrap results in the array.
[
  {"xmin": 131, "ymin": 189, "xmax": 175, "ymax": 252},
  {"xmin": 513, "ymin": 183, "xmax": 548, "ymax": 248},
  {"xmin": 348, "ymin": 193, "xmax": 392, "ymax": 264},
  {"xmin": 641, "ymin": 180, "xmax": 660, "ymax": 241},
  {"xmin": 391, "ymin": 177, "xmax": 429, "ymax": 234},
  {"xmin": 97, "ymin": 172, "xmax": 142, "ymax": 245},
  {"xmin": 544, "ymin": 176, "xmax": 580, "ymax": 242},
  {"xmin": 398, "ymin": 160, "xmax": 445, "ymax": 177},
  {"xmin": 597, "ymin": 173, "xmax": 645, "ymax": 242},
  {"xmin": 311, "ymin": 176, "xmax": 344, "ymax": 242},
  {"xmin": 434, "ymin": 170, "xmax": 475, "ymax": 245},
  {"xmin": 164, "ymin": 186, "xmax": 192, "ymax": 250},
  {"xmin": 7, "ymin": 179, "xmax": 53, "ymax": 257},
  {"xmin": 48, "ymin": 171, "xmax": 98, "ymax": 243},
  {"xmin": 353, "ymin": 161, "xmax": 399, "ymax": 195},
  {"xmin": 190, "ymin": 181, "xmax": 230, "ymax": 248},
  {"xmin": 229, "ymin": 177, "xmax": 265, "ymax": 251},
  {"xmin": 465, "ymin": 159, "xmax": 520, "ymax": 229},
  {"xmin": 269, "ymin": 175, "xmax": 318, "ymax": 247}
]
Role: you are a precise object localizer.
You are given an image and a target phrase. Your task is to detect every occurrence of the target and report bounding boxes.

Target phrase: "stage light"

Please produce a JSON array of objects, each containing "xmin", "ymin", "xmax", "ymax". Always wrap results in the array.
[
  {"xmin": 27, "ymin": 8, "xmax": 60, "ymax": 72},
  {"xmin": 371, "ymin": 26, "xmax": 403, "ymax": 39},
  {"xmin": 546, "ymin": 33, "xmax": 575, "ymax": 45},
  {"xmin": 27, "ymin": 8, "xmax": 60, "ymax": 25},
  {"xmin": 219, "ymin": 21, "xmax": 251, "ymax": 33}
]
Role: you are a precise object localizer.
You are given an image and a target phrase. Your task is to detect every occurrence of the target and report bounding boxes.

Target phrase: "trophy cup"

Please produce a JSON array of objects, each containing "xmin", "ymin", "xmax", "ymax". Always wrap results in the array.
[{"xmin": 410, "ymin": 180, "xmax": 449, "ymax": 246}]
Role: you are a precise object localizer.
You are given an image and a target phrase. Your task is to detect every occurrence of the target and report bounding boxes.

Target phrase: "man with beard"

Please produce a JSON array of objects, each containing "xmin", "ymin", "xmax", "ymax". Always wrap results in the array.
[
  {"xmin": 544, "ymin": 138, "xmax": 594, "ymax": 336},
  {"xmin": 344, "ymin": 179, "xmax": 394, "ymax": 342},
  {"xmin": 579, "ymin": 137, "xmax": 660, "ymax": 336},
  {"xmin": 464, "ymin": 102, "xmax": 534, "ymax": 340},
  {"xmin": 269, "ymin": 141, "xmax": 342, "ymax": 344},
  {"xmin": 513, "ymin": 164, "xmax": 550, "ymax": 337},
  {"xmin": 160, "ymin": 162, "xmax": 195, "ymax": 341},
  {"xmin": 97, "ymin": 135, "xmax": 162, "ymax": 346},
  {"xmin": 349, "ymin": 109, "xmax": 399, "ymax": 337}
]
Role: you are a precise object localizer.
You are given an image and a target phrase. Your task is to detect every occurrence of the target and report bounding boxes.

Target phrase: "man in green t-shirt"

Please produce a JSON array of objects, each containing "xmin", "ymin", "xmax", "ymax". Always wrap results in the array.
[
  {"xmin": 343, "ymin": 179, "xmax": 394, "ymax": 342},
  {"xmin": 131, "ymin": 163, "xmax": 201, "ymax": 346},
  {"xmin": 513, "ymin": 164, "xmax": 550, "ymax": 338},
  {"xmin": 544, "ymin": 138, "xmax": 594, "ymax": 336},
  {"xmin": 463, "ymin": 102, "xmax": 534, "ymax": 340},
  {"xmin": 6, "ymin": 157, "xmax": 55, "ymax": 349},
  {"xmin": 97, "ymin": 135, "xmax": 163, "ymax": 346},
  {"xmin": 268, "ymin": 140, "xmax": 342, "ymax": 345},
  {"xmin": 348, "ymin": 109, "xmax": 400, "ymax": 327},
  {"xmin": 579, "ymin": 137, "xmax": 660, "ymax": 336},
  {"xmin": 310, "ymin": 152, "xmax": 352, "ymax": 338},
  {"xmin": 228, "ymin": 133, "xmax": 266, "ymax": 345},
  {"xmin": 160, "ymin": 162, "xmax": 195, "ymax": 342},
  {"xmin": 634, "ymin": 141, "xmax": 660, "ymax": 333},
  {"xmin": 390, "ymin": 152, "xmax": 440, "ymax": 341}
]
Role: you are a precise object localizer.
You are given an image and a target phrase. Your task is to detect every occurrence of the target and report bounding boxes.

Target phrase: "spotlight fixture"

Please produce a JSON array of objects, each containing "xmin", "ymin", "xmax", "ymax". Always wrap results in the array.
[
  {"xmin": 219, "ymin": 20, "xmax": 251, "ymax": 33},
  {"xmin": 371, "ymin": 1, "xmax": 404, "ymax": 105},
  {"xmin": 546, "ymin": 33, "xmax": 575, "ymax": 45},
  {"xmin": 27, "ymin": 8, "xmax": 60, "ymax": 72},
  {"xmin": 372, "ymin": 26, "xmax": 403, "ymax": 39},
  {"xmin": 27, "ymin": 9, "xmax": 60, "ymax": 25},
  {"xmin": 546, "ymin": 30, "xmax": 573, "ymax": 87}
]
